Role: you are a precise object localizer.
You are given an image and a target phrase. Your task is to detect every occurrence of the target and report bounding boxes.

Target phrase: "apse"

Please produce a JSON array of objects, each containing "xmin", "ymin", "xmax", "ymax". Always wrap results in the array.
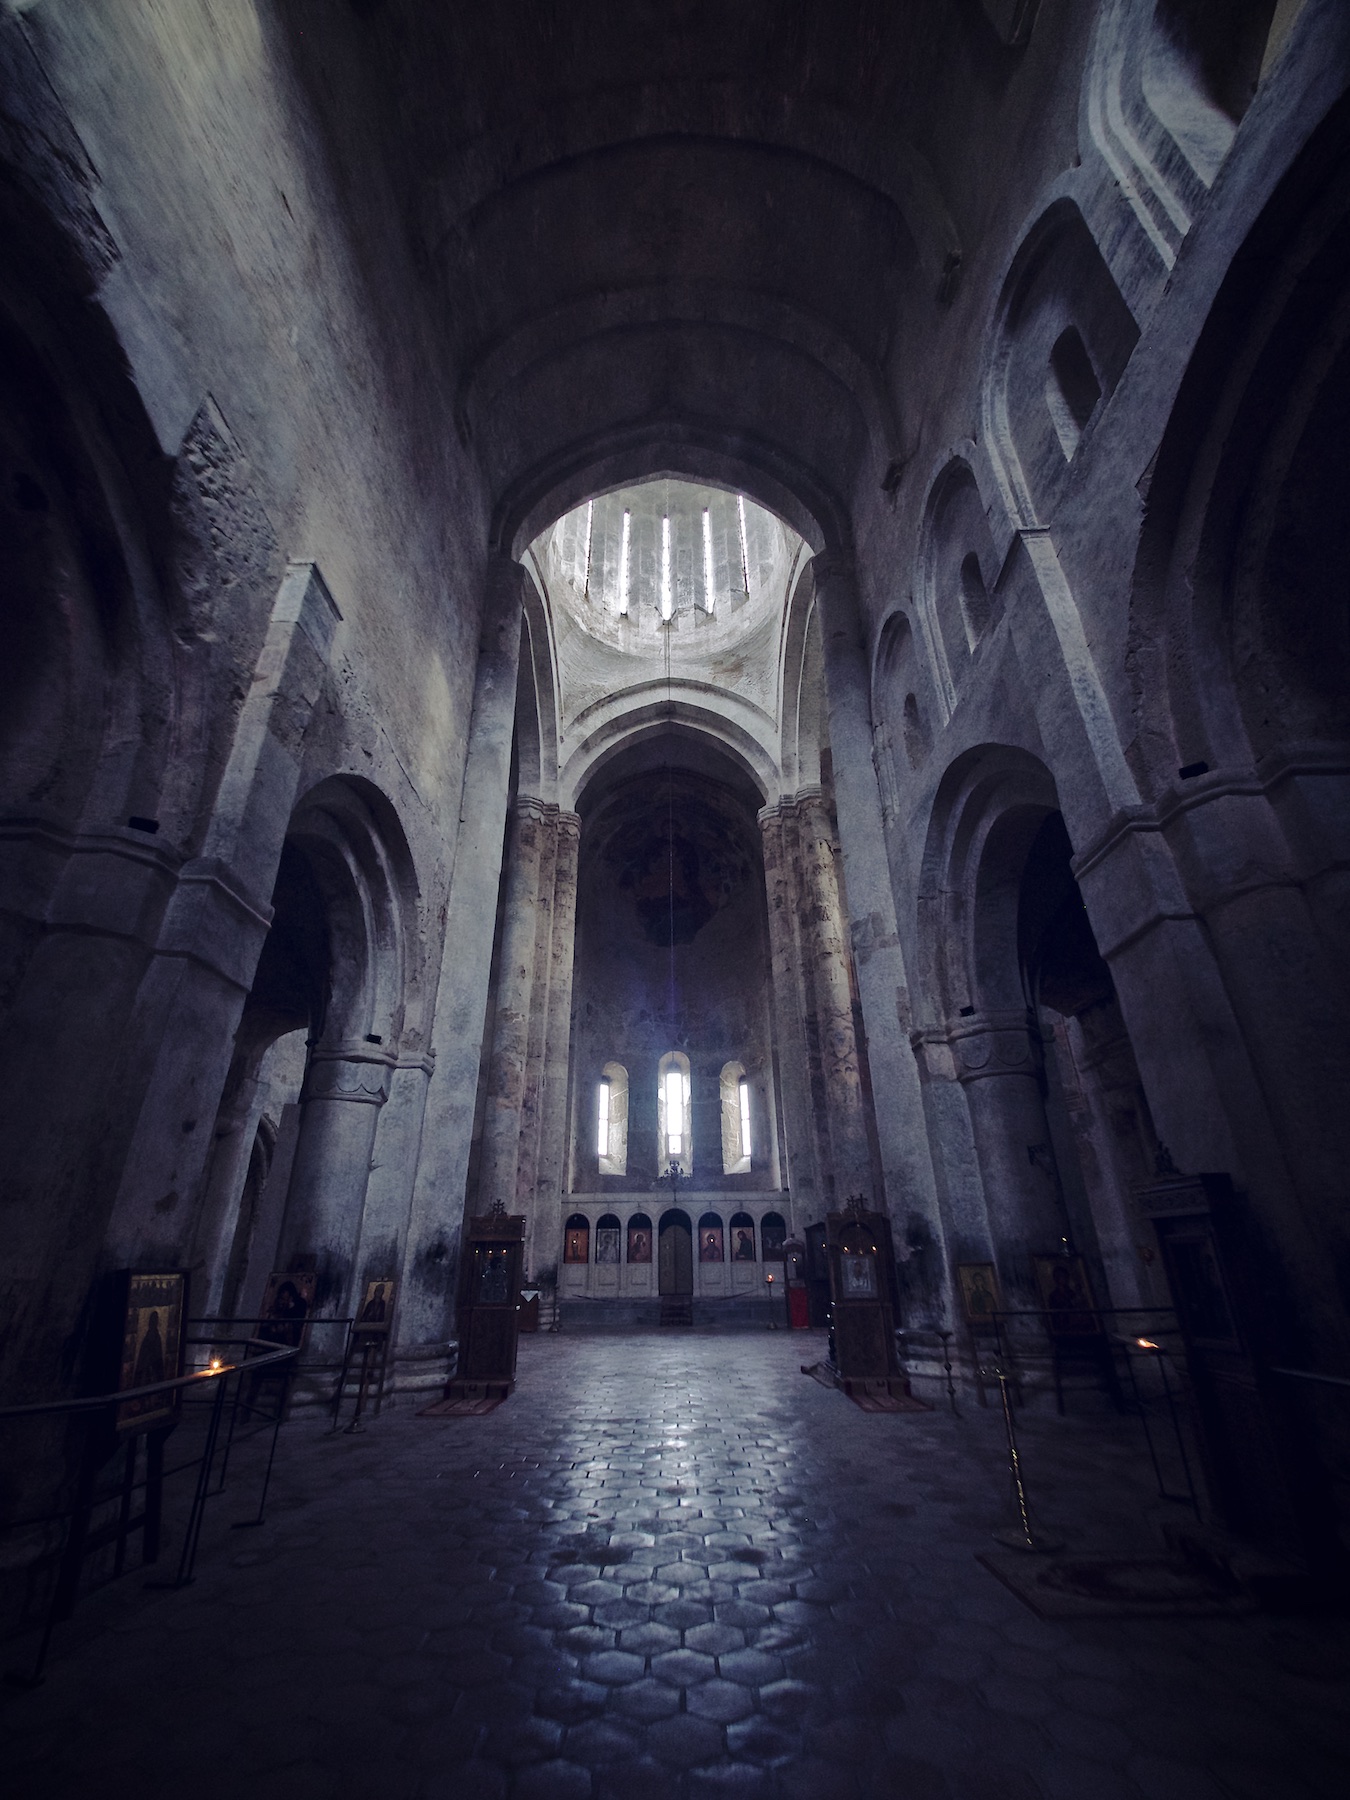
[{"xmin": 569, "ymin": 756, "xmax": 780, "ymax": 1198}]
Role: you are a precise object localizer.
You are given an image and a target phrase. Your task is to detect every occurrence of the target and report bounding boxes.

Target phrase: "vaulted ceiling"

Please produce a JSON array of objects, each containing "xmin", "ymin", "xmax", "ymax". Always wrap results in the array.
[{"xmin": 276, "ymin": 0, "xmax": 1083, "ymax": 548}]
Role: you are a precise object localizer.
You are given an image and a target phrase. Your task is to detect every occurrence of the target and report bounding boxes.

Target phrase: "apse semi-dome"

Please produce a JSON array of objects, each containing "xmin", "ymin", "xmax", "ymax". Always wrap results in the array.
[{"xmin": 529, "ymin": 479, "xmax": 806, "ymax": 657}]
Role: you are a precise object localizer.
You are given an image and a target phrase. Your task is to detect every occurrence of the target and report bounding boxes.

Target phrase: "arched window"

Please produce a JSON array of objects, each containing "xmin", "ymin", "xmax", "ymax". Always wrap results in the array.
[
  {"xmin": 729, "ymin": 1212, "xmax": 756, "ymax": 1262},
  {"xmin": 595, "ymin": 1213, "xmax": 621, "ymax": 1265},
  {"xmin": 959, "ymin": 552, "xmax": 992, "ymax": 649},
  {"xmin": 1045, "ymin": 327, "xmax": 1102, "ymax": 461},
  {"xmin": 657, "ymin": 1050, "xmax": 691, "ymax": 1174},
  {"xmin": 698, "ymin": 1212, "xmax": 724, "ymax": 1262},
  {"xmin": 761, "ymin": 1211, "xmax": 787, "ymax": 1261},
  {"xmin": 563, "ymin": 1214, "xmax": 590, "ymax": 1264},
  {"xmin": 902, "ymin": 693, "xmax": 930, "ymax": 770},
  {"xmin": 598, "ymin": 1061, "xmax": 628, "ymax": 1175},
  {"xmin": 719, "ymin": 1060, "xmax": 751, "ymax": 1174},
  {"xmin": 626, "ymin": 1212, "xmax": 653, "ymax": 1263}
]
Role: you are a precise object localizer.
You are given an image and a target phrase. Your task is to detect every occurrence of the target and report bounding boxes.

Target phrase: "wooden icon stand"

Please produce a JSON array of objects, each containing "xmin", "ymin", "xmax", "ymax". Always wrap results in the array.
[
  {"xmin": 425, "ymin": 1204, "xmax": 525, "ymax": 1415},
  {"xmin": 824, "ymin": 1200, "xmax": 928, "ymax": 1412}
]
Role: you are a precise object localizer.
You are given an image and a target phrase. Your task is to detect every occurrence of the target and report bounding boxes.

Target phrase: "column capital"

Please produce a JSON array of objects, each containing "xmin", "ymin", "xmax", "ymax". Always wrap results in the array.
[
  {"xmin": 484, "ymin": 550, "xmax": 530, "ymax": 600},
  {"xmin": 806, "ymin": 551, "xmax": 859, "ymax": 597},
  {"xmin": 759, "ymin": 785, "xmax": 828, "ymax": 830},
  {"xmin": 303, "ymin": 1046, "xmax": 393, "ymax": 1105},
  {"xmin": 514, "ymin": 793, "xmax": 557, "ymax": 827},
  {"xmin": 940, "ymin": 1011, "xmax": 1041, "ymax": 1084}
]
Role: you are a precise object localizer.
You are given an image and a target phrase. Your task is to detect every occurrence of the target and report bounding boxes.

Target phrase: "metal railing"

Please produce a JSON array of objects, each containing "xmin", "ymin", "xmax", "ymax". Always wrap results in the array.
[{"xmin": 0, "ymin": 1333, "xmax": 299, "ymax": 1688}]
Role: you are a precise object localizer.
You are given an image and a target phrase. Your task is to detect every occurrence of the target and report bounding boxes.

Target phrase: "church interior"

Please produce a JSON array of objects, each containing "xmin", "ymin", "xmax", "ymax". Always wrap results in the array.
[{"xmin": 3, "ymin": 2, "xmax": 1350, "ymax": 1794}]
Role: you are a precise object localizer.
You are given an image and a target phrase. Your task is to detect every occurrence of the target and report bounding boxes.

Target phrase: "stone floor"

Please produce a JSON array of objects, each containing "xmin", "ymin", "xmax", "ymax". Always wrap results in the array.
[{"xmin": 4, "ymin": 1330, "xmax": 1349, "ymax": 1799}]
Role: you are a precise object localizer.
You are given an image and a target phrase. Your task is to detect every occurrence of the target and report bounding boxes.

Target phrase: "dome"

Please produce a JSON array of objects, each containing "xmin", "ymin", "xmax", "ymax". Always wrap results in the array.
[{"xmin": 529, "ymin": 479, "xmax": 806, "ymax": 659}]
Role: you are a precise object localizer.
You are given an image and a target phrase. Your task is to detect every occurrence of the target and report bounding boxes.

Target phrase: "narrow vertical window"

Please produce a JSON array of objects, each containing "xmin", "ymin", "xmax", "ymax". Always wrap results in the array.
[
  {"xmin": 617, "ymin": 508, "xmax": 631, "ymax": 615},
  {"xmin": 1045, "ymin": 327, "xmax": 1101, "ymax": 462},
  {"xmin": 597, "ymin": 1077, "xmax": 611, "ymax": 1158},
  {"xmin": 599, "ymin": 1062, "xmax": 628, "ymax": 1173},
  {"xmin": 583, "ymin": 498, "xmax": 594, "ymax": 602},
  {"xmin": 665, "ymin": 1067, "xmax": 683, "ymax": 1154},
  {"xmin": 737, "ymin": 494, "xmax": 750, "ymax": 597},
  {"xmin": 702, "ymin": 507, "xmax": 715, "ymax": 613},
  {"xmin": 660, "ymin": 514, "xmax": 673, "ymax": 619},
  {"xmin": 657, "ymin": 1051, "xmax": 691, "ymax": 1173},
  {"xmin": 719, "ymin": 1060, "xmax": 751, "ymax": 1173}
]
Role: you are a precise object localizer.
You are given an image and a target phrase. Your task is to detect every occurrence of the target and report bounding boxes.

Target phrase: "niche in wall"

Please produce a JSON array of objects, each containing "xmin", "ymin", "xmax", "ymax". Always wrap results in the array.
[
  {"xmin": 1143, "ymin": 0, "xmax": 1281, "ymax": 185},
  {"xmin": 1045, "ymin": 328, "xmax": 1103, "ymax": 461},
  {"xmin": 995, "ymin": 202, "xmax": 1140, "ymax": 516},
  {"xmin": 917, "ymin": 457, "xmax": 1004, "ymax": 706},
  {"xmin": 959, "ymin": 552, "xmax": 994, "ymax": 644},
  {"xmin": 874, "ymin": 611, "xmax": 931, "ymax": 793}
]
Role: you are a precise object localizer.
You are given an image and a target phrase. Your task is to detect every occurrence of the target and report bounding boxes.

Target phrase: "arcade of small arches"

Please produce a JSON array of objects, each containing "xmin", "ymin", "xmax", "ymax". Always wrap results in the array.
[{"xmin": 559, "ymin": 1206, "xmax": 789, "ymax": 1309}]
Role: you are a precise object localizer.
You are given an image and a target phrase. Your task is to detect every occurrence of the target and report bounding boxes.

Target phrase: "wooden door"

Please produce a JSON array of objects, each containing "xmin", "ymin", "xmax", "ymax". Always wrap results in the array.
[{"xmin": 658, "ymin": 1211, "xmax": 692, "ymax": 1294}]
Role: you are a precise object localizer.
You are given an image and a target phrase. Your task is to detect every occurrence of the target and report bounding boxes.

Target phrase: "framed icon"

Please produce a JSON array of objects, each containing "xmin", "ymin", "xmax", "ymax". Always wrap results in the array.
[
  {"xmin": 956, "ymin": 1262, "xmax": 1001, "ymax": 1324},
  {"xmin": 354, "ymin": 1278, "xmax": 395, "ymax": 1335},
  {"xmin": 475, "ymin": 1245, "xmax": 512, "ymax": 1305},
  {"xmin": 115, "ymin": 1271, "xmax": 187, "ymax": 1433},
  {"xmin": 595, "ymin": 1215, "xmax": 622, "ymax": 1264},
  {"xmin": 1033, "ymin": 1255, "xmax": 1100, "ymax": 1335},
  {"xmin": 839, "ymin": 1252, "xmax": 878, "ymax": 1299},
  {"xmin": 259, "ymin": 1269, "xmax": 317, "ymax": 1349},
  {"xmin": 626, "ymin": 1214, "xmax": 653, "ymax": 1263},
  {"xmin": 730, "ymin": 1213, "xmax": 756, "ymax": 1261},
  {"xmin": 698, "ymin": 1213, "xmax": 724, "ymax": 1262}
]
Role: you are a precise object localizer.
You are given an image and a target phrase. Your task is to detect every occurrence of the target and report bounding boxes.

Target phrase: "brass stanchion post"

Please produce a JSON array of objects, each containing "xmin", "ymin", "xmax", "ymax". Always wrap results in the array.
[{"xmin": 984, "ymin": 1364, "xmax": 1062, "ymax": 1553}]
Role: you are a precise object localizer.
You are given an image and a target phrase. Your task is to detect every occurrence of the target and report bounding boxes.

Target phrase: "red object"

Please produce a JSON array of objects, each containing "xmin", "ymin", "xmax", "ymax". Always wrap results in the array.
[{"xmin": 788, "ymin": 1286, "xmax": 811, "ymax": 1329}]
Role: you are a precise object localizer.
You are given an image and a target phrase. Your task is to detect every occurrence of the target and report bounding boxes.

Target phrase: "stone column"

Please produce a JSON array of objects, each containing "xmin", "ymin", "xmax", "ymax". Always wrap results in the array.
[
  {"xmin": 192, "ymin": 1065, "xmax": 272, "ymax": 1317},
  {"xmin": 477, "ymin": 795, "xmax": 549, "ymax": 1214},
  {"xmin": 951, "ymin": 1013, "xmax": 1068, "ymax": 1306},
  {"xmin": 104, "ymin": 562, "xmax": 342, "ymax": 1271},
  {"xmin": 276, "ymin": 1045, "xmax": 390, "ymax": 1313},
  {"xmin": 796, "ymin": 787, "xmax": 873, "ymax": 1206},
  {"xmin": 353, "ymin": 1056, "xmax": 434, "ymax": 1291},
  {"xmin": 1078, "ymin": 779, "xmax": 1350, "ymax": 1373},
  {"xmin": 809, "ymin": 554, "xmax": 949, "ymax": 1319},
  {"xmin": 513, "ymin": 801, "xmax": 560, "ymax": 1275},
  {"xmin": 758, "ymin": 802, "xmax": 824, "ymax": 1216},
  {"xmin": 398, "ymin": 557, "xmax": 525, "ymax": 1352},
  {"xmin": 530, "ymin": 811, "xmax": 581, "ymax": 1281}
]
